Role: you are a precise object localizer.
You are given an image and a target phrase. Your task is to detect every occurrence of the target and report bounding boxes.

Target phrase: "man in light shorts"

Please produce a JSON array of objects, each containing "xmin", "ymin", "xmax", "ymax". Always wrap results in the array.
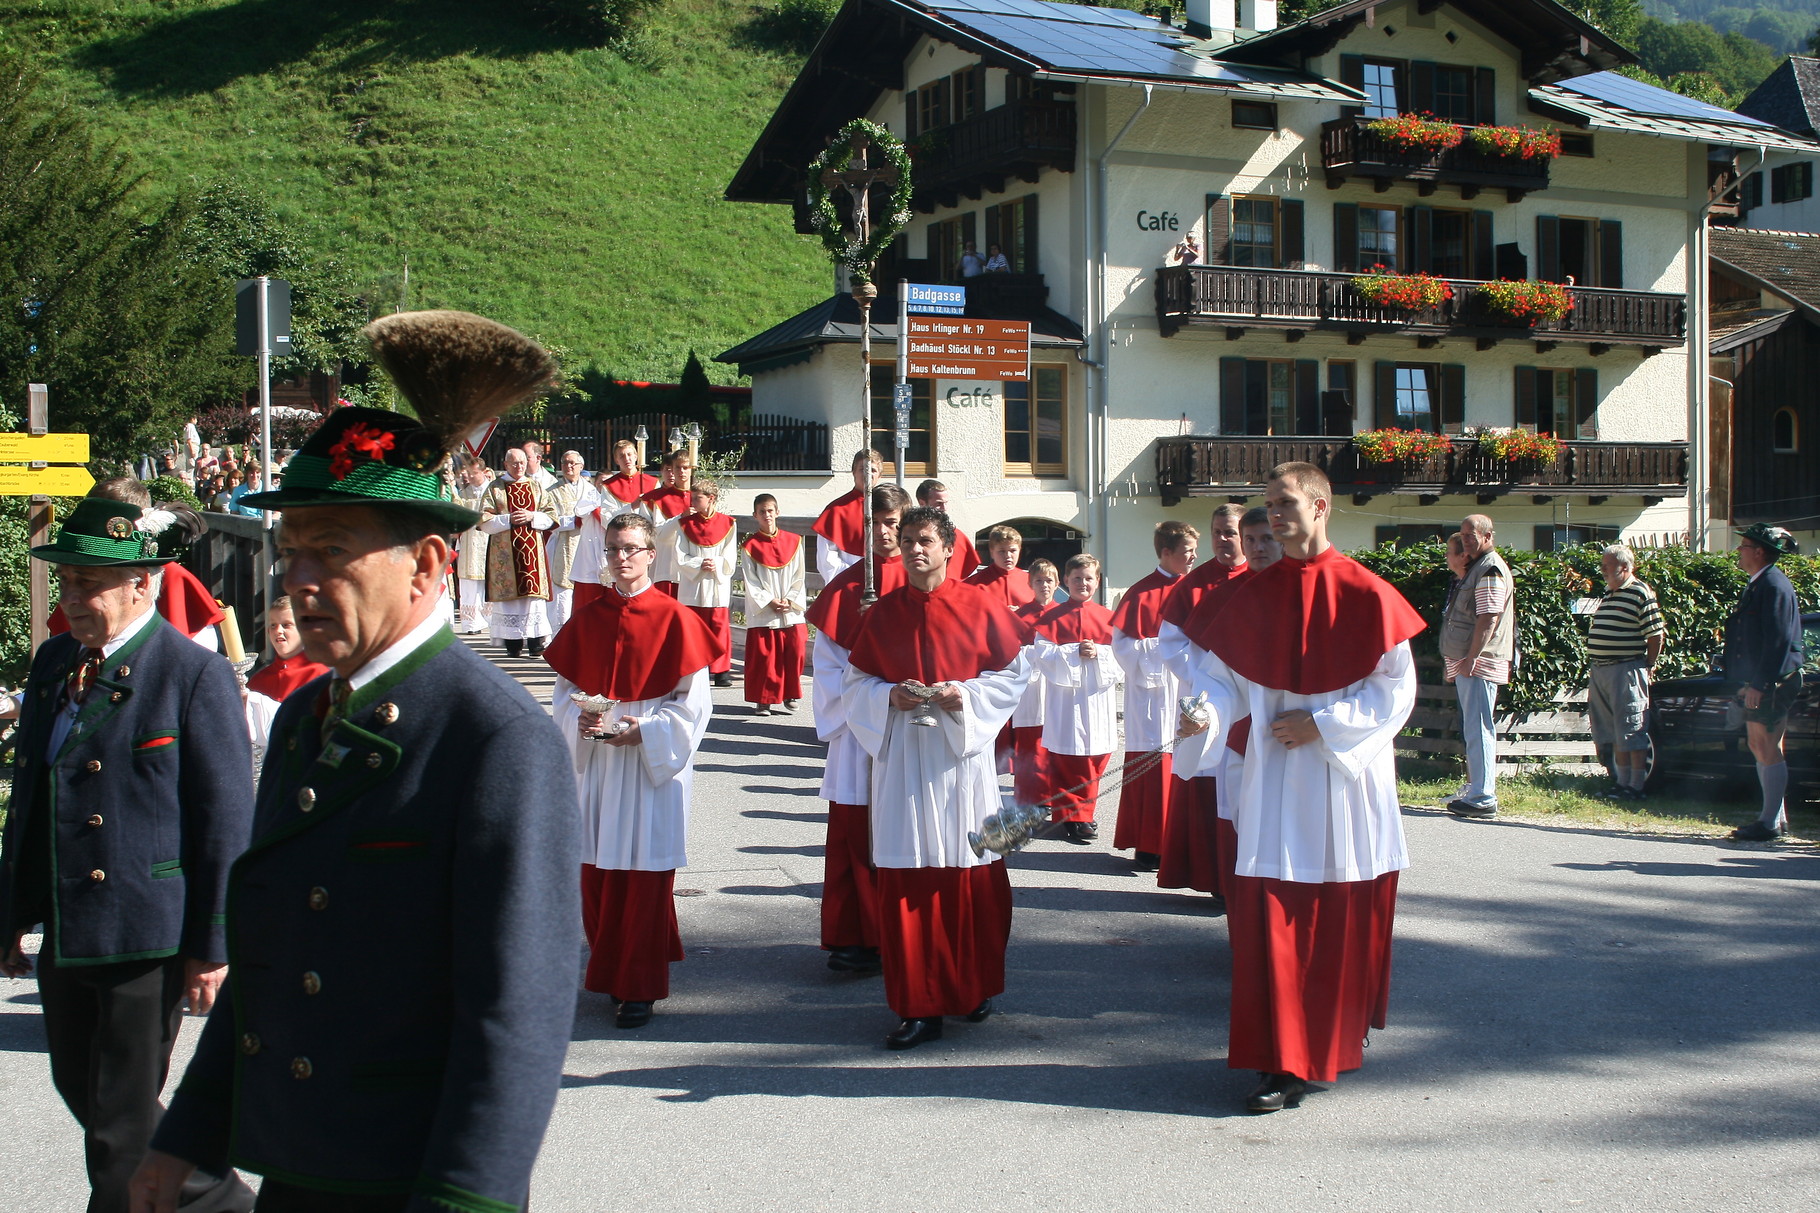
[{"xmin": 1586, "ymin": 544, "xmax": 1665, "ymax": 801}]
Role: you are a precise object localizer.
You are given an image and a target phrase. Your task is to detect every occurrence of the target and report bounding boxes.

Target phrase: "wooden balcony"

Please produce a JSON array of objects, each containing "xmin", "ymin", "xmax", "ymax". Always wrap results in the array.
[
  {"xmin": 1155, "ymin": 265, "xmax": 1686, "ymax": 351},
  {"xmin": 909, "ymin": 99, "xmax": 1075, "ymax": 212},
  {"xmin": 1320, "ymin": 118, "xmax": 1551, "ymax": 200},
  {"xmin": 1154, "ymin": 436, "xmax": 1688, "ymax": 506}
]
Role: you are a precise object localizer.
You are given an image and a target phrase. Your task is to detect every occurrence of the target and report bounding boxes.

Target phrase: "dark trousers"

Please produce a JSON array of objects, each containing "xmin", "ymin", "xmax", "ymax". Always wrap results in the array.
[
  {"xmin": 38, "ymin": 938, "xmax": 253, "ymax": 1213},
  {"xmin": 254, "ymin": 1180, "xmax": 408, "ymax": 1211}
]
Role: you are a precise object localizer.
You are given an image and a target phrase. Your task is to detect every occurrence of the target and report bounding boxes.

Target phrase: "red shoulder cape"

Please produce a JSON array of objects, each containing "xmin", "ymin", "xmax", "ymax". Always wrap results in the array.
[
  {"xmin": 1035, "ymin": 597, "xmax": 1114, "ymax": 645},
  {"xmin": 964, "ymin": 563, "xmax": 1035, "ymax": 609},
  {"xmin": 678, "ymin": 511, "xmax": 734, "ymax": 546},
  {"xmin": 1015, "ymin": 599, "xmax": 1056, "ymax": 638},
  {"xmin": 1192, "ymin": 545, "xmax": 1426, "ymax": 694},
  {"xmin": 848, "ymin": 577, "xmax": 1032, "ymax": 684},
  {"xmin": 639, "ymin": 486, "xmax": 689, "ymax": 520},
  {"xmin": 246, "ymin": 652, "xmax": 330, "ymax": 701},
  {"xmin": 544, "ymin": 584, "xmax": 723, "ymax": 700},
  {"xmin": 1108, "ymin": 568, "xmax": 1178, "ymax": 640},
  {"xmin": 742, "ymin": 529, "xmax": 802, "ymax": 567},
  {"xmin": 804, "ymin": 554, "xmax": 905, "ymax": 650},
  {"xmin": 603, "ymin": 472, "xmax": 657, "ymax": 505},
  {"xmin": 49, "ymin": 562, "xmax": 226, "ymax": 638},
  {"xmin": 1159, "ymin": 558, "xmax": 1246, "ymax": 631},
  {"xmin": 948, "ymin": 530, "xmax": 980, "ymax": 579},
  {"xmin": 811, "ymin": 489, "xmax": 864, "ymax": 556}
]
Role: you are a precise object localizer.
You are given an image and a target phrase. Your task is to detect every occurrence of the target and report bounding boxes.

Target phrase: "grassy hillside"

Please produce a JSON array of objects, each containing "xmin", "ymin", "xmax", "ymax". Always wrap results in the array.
[{"xmin": 1, "ymin": 0, "xmax": 831, "ymax": 383}]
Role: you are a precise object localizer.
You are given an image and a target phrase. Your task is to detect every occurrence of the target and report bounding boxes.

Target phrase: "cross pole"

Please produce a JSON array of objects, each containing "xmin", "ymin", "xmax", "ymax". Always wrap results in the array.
[{"xmin": 820, "ymin": 132, "xmax": 899, "ymax": 606}]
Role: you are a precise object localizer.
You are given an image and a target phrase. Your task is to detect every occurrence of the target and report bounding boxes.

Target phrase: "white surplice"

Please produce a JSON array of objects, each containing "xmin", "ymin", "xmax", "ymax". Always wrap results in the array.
[
  {"xmin": 740, "ymin": 540, "xmax": 807, "ymax": 630},
  {"xmin": 812, "ymin": 632, "xmax": 870, "ymax": 805},
  {"xmin": 1178, "ymin": 640, "xmax": 1416, "ymax": 884},
  {"xmin": 843, "ymin": 653, "xmax": 1031, "ymax": 869},
  {"xmin": 553, "ymin": 669, "xmax": 712, "ymax": 871},
  {"xmin": 1113, "ymin": 625, "xmax": 1178, "ymax": 753},
  {"xmin": 815, "ymin": 535, "xmax": 859, "ymax": 589},
  {"xmin": 666, "ymin": 517, "xmax": 738, "ymax": 609},
  {"xmin": 1031, "ymin": 636, "xmax": 1122, "ymax": 757}
]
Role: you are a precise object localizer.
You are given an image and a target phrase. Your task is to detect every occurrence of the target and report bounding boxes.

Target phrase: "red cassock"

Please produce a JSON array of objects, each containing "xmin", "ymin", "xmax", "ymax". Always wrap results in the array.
[
  {"xmin": 963, "ymin": 562, "xmax": 1036, "ymax": 609},
  {"xmin": 1011, "ymin": 599, "xmax": 1054, "ymax": 808},
  {"xmin": 638, "ymin": 485, "xmax": 690, "ymax": 521},
  {"xmin": 50, "ymin": 562, "xmax": 225, "ymax": 640},
  {"xmin": 1107, "ymin": 568, "xmax": 1179, "ymax": 855},
  {"xmin": 601, "ymin": 471, "xmax": 658, "ymax": 507},
  {"xmin": 811, "ymin": 488, "xmax": 865, "ymax": 559},
  {"xmin": 245, "ymin": 652, "xmax": 330, "ymax": 702},
  {"xmin": 740, "ymin": 529, "xmax": 805, "ymax": 706},
  {"xmin": 847, "ymin": 578, "xmax": 1031, "ymax": 1020},
  {"xmin": 1032, "ymin": 597, "xmax": 1115, "ymax": 823},
  {"xmin": 1194, "ymin": 546, "xmax": 1425, "ymax": 1083},
  {"xmin": 678, "ymin": 511, "xmax": 735, "ymax": 675},
  {"xmin": 1156, "ymin": 561, "xmax": 1250, "ymax": 895}
]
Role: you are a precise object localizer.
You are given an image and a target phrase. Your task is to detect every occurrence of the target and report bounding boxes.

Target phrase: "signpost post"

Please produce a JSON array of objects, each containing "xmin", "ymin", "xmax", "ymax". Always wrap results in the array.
[
  {"xmin": 237, "ymin": 277, "xmax": 291, "ymax": 608},
  {"xmin": 26, "ymin": 385, "xmax": 51, "ymax": 648}
]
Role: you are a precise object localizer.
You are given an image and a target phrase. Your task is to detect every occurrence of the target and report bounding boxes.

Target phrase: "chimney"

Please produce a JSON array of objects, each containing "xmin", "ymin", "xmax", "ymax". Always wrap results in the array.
[
  {"xmin": 1184, "ymin": 0, "xmax": 1237, "ymax": 38},
  {"xmin": 1238, "ymin": 0, "xmax": 1278, "ymax": 32}
]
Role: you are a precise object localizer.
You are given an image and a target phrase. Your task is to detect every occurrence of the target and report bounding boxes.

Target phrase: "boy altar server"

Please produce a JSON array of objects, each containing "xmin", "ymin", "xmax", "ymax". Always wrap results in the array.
[
  {"xmin": 804, "ymin": 483, "xmax": 911, "ymax": 975},
  {"xmin": 640, "ymin": 450, "xmax": 693, "ymax": 596},
  {"xmin": 1011, "ymin": 559, "xmax": 1058, "ymax": 807},
  {"xmin": 964, "ymin": 525, "xmax": 1035, "ymax": 609},
  {"xmin": 1031, "ymin": 554, "xmax": 1122, "ymax": 845},
  {"xmin": 1176, "ymin": 463, "xmax": 1423, "ymax": 1115},
  {"xmin": 811, "ymin": 449, "xmax": 880, "ymax": 587},
  {"xmin": 600, "ymin": 438, "xmax": 657, "ymax": 508},
  {"xmin": 546, "ymin": 511, "xmax": 721, "ymax": 1030},
  {"xmin": 664, "ymin": 479, "xmax": 737, "ymax": 687},
  {"xmin": 1109, "ymin": 520, "xmax": 1198, "ymax": 869},
  {"xmin": 739, "ymin": 494, "xmax": 807, "ymax": 715},
  {"xmin": 843, "ymin": 507, "xmax": 1032, "ymax": 1049}
]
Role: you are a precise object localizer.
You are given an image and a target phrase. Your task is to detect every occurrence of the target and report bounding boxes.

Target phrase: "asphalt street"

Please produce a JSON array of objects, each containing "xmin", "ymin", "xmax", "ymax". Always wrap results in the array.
[{"xmin": 3, "ymin": 645, "xmax": 1815, "ymax": 1212}]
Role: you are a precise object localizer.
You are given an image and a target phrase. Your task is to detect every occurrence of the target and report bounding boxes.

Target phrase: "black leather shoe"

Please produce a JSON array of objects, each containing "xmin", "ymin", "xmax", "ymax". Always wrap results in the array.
[
  {"xmin": 1063, "ymin": 823, "xmax": 1091, "ymax": 846},
  {"xmin": 826, "ymin": 946, "xmax": 881, "ymax": 974},
  {"xmin": 712, "ymin": 672, "xmax": 734, "ymax": 688},
  {"xmin": 885, "ymin": 1017, "xmax": 943, "ymax": 1049},
  {"xmin": 615, "ymin": 1001, "xmax": 653, "ymax": 1029},
  {"xmin": 1075, "ymin": 821, "xmax": 1099, "ymax": 841},
  {"xmin": 1245, "ymin": 1072, "xmax": 1306, "ymax": 1113},
  {"xmin": 1446, "ymin": 798, "xmax": 1498, "ymax": 820},
  {"xmin": 964, "ymin": 998, "xmax": 993, "ymax": 1023},
  {"xmin": 503, "ymin": 640, "xmax": 523, "ymax": 659},
  {"xmin": 1132, "ymin": 850, "xmax": 1160, "ymax": 871},
  {"xmin": 526, "ymin": 639, "xmax": 545, "ymax": 657},
  {"xmin": 1730, "ymin": 821, "xmax": 1786, "ymax": 842}
]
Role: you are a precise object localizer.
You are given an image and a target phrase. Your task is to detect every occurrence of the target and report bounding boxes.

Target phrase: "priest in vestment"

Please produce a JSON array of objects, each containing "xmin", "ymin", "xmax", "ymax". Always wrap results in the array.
[
  {"xmin": 804, "ymin": 483, "xmax": 910, "ymax": 975},
  {"xmin": 811, "ymin": 448, "xmax": 880, "ymax": 587},
  {"xmin": 546, "ymin": 512, "xmax": 720, "ymax": 1030},
  {"xmin": 739, "ymin": 493, "xmax": 807, "ymax": 715},
  {"xmin": 844, "ymin": 506, "xmax": 1032, "ymax": 1050},
  {"xmin": 1154, "ymin": 502, "xmax": 1249, "ymax": 896},
  {"xmin": 453, "ymin": 459, "xmax": 492, "ymax": 633},
  {"xmin": 600, "ymin": 438, "xmax": 658, "ymax": 508},
  {"xmin": 638, "ymin": 449, "xmax": 693, "ymax": 595},
  {"xmin": 664, "ymin": 479, "xmax": 738, "ymax": 686},
  {"xmin": 1176, "ymin": 463, "xmax": 1423, "ymax": 1114},
  {"xmin": 544, "ymin": 449, "xmax": 601, "ymax": 633},
  {"xmin": 479, "ymin": 446, "xmax": 556, "ymax": 658},
  {"xmin": 1108, "ymin": 520, "xmax": 1198, "ymax": 869},
  {"xmin": 1030, "ymin": 554, "xmax": 1121, "ymax": 844}
]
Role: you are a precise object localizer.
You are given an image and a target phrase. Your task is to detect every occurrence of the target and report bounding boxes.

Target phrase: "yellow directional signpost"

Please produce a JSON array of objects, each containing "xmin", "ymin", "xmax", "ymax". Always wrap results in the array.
[
  {"xmin": 0, "ymin": 464, "xmax": 95, "ymax": 495},
  {"xmin": 0, "ymin": 432, "xmax": 89, "ymax": 463}
]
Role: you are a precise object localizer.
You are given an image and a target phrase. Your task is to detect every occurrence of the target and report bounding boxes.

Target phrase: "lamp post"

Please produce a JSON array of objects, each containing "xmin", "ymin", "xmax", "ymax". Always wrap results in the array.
[{"xmin": 634, "ymin": 424, "xmax": 648, "ymax": 470}]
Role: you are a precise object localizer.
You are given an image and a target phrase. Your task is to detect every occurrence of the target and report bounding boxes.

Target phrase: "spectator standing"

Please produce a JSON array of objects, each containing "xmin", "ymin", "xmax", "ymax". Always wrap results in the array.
[
  {"xmin": 1586, "ymin": 544, "xmax": 1665, "ymax": 802},
  {"xmin": 1723, "ymin": 524, "xmax": 1805, "ymax": 841},
  {"xmin": 226, "ymin": 463, "xmax": 267, "ymax": 517},
  {"xmin": 956, "ymin": 240, "xmax": 986, "ymax": 278},
  {"xmin": 983, "ymin": 243, "xmax": 1010, "ymax": 272},
  {"xmin": 1442, "ymin": 515, "xmax": 1515, "ymax": 820}
]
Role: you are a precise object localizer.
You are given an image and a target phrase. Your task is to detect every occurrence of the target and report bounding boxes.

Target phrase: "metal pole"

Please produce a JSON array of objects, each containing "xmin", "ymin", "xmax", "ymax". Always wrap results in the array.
[
  {"xmin": 895, "ymin": 279, "xmax": 910, "ymax": 489},
  {"xmin": 860, "ymin": 290, "xmax": 876, "ymax": 606},
  {"xmin": 27, "ymin": 383, "xmax": 51, "ymax": 649},
  {"xmin": 257, "ymin": 276, "xmax": 275, "ymax": 651}
]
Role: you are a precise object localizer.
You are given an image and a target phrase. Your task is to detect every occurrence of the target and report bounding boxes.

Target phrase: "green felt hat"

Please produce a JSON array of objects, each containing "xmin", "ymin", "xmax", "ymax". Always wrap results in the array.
[
  {"xmin": 31, "ymin": 499, "xmax": 181, "ymax": 566},
  {"xmin": 1737, "ymin": 522, "xmax": 1799, "ymax": 557},
  {"xmin": 239, "ymin": 406, "xmax": 480, "ymax": 530}
]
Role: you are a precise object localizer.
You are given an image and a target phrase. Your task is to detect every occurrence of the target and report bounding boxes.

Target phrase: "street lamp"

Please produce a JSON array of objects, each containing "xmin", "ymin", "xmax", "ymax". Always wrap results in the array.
[
  {"xmin": 684, "ymin": 422, "xmax": 702, "ymax": 466},
  {"xmin": 633, "ymin": 424, "xmax": 648, "ymax": 469}
]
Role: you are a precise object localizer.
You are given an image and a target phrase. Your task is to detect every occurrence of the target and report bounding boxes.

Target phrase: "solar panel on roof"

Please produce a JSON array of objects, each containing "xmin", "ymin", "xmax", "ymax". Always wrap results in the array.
[
  {"xmin": 925, "ymin": 0, "xmax": 1160, "ymax": 30},
  {"xmin": 1556, "ymin": 71, "xmax": 1774, "ymax": 127}
]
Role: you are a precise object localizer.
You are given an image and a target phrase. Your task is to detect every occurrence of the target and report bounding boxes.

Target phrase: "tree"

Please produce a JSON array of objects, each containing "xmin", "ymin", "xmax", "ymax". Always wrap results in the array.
[{"xmin": 1568, "ymin": 0, "xmax": 1645, "ymax": 50}]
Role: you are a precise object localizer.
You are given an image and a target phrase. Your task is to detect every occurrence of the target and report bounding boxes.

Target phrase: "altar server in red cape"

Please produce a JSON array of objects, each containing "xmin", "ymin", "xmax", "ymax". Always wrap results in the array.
[
  {"xmin": 1176, "ymin": 463, "xmax": 1423, "ymax": 1114},
  {"xmin": 811, "ymin": 448, "xmax": 880, "ymax": 587},
  {"xmin": 1030, "ymin": 554, "xmax": 1121, "ymax": 843},
  {"xmin": 664, "ymin": 479, "xmax": 738, "ymax": 685},
  {"xmin": 1011, "ymin": 559, "xmax": 1059, "ymax": 807},
  {"xmin": 740, "ymin": 494, "xmax": 807, "ymax": 714},
  {"xmin": 545, "ymin": 512, "xmax": 722, "ymax": 1030},
  {"xmin": 843, "ymin": 506, "xmax": 1033, "ymax": 1049},
  {"xmin": 638, "ymin": 450, "xmax": 693, "ymax": 595},
  {"xmin": 244, "ymin": 596, "xmax": 329, "ymax": 701},
  {"xmin": 1109, "ymin": 520, "xmax": 1198, "ymax": 868},
  {"xmin": 601, "ymin": 438, "xmax": 658, "ymax": 507},
  {"xmin": 964, "ymin": 525, "xmax": 1035, "ymax": 610},
  {"xmin": 1154, "ymin": 503, "xmax": 1249, "ymax": 896},
  {"xmin": 914, "ymin": 479, "xmax": 980, "ymax": 578},
  {"xmin": 804, "ymin": 483, "xmax": 910, "ymax": 974}
]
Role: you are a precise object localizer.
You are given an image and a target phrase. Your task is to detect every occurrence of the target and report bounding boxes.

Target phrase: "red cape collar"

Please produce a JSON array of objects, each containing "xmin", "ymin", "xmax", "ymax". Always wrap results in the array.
[
  {"xmin": 811, "ymin": 489, "xmax": 864, "ymax": 555},
  {"xmin": 848, "ymin": 577, "xmax": 1032, "ymax": 685},
  {"xmin": 742, "ymin": 529, "xmax": 802, "ymax": 567},
  {"xmin": 1035, "ymin": 597, "xmax": 1114, "ymax": 644},
  {"xmin": 678, "ymin": 511, "xmax": 733, "ymax": 547},
  {"xmin": 543, "ymin": 585, "xmax": 723, "ymax": 700},
  {"xmin": 1108, "ymin": 568, "xmax": 1179, "ymax": 640}
]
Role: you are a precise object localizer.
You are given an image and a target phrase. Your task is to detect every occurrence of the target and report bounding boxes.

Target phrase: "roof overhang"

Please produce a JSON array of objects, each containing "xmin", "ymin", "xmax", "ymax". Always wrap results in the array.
[{"xmin": 1530, "ymin": 82, "xmax": 1820, "ymax": 153}]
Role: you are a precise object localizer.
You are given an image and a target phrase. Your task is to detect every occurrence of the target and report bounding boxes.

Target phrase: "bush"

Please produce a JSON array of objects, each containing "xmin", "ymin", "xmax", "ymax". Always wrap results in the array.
[
  {"xmin": 739, "ymin": 0, "xmax": 839, "ymax": 54},
  {"xmin": 1354, "ymin": 540, "xmax": 1820, "ymax": 715},
  {"xmin": 524, "ymin": 0, "xmax": 657, "ymax": 42},
  {"xmin": 146, "ymin": 475, "xmax": 203, "ymax": 509}
]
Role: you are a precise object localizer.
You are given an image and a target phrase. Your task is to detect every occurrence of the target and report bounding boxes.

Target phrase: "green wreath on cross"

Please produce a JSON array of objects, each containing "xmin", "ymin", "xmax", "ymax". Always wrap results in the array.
[{"xmin": 805, "ymin": 118, "xmax": 914, "ymax": 288}]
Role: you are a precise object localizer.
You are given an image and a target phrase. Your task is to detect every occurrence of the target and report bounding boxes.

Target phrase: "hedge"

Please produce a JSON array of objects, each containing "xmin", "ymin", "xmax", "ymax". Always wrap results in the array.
[{"xmin": 1355, "ymin": 540, "xmax": 1820, "ymax": 715}]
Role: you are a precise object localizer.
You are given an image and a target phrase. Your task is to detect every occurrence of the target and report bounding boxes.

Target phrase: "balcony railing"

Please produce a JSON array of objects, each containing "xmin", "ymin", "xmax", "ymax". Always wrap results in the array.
[
  {"xmin": 1154, "ymin": 436, "xmax": 1688, "ymax": 506},
  {"xmin": 1320, "ymin": 118, "xmax": 1551, "ymax": 199},
  {"xmin": 909, "ymin": 99, "xmax": 1075, "ymax": 211},
  {"xmin": 1155, "ymin": 265, "xmax": 1686, "ymax": 349}
]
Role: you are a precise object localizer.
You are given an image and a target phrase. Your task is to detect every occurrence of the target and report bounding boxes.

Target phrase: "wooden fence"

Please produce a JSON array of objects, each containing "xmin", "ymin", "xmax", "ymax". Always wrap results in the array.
[
  {"xmin": 1398, "ymin": 678, "xmax": 1600, "ymax": 771},
  {"xmin": 481, "ymin": 412, "xmax": 830, "ymax": 474},
  {"xmin": 186, "ymin": 512, "xmax": 271, "ymax": 658}
]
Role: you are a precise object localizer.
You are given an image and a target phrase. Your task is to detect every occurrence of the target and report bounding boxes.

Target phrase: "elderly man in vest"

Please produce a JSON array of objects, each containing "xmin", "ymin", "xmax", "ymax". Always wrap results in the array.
[{"xmin": 1443, "ymin": 515, "xmax": 1516, "ymax": 820}]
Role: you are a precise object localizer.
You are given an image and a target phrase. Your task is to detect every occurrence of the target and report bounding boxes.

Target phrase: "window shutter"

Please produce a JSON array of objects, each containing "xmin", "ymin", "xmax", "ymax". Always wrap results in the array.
[
  {"xmin": 1471, "ymin": 210, "xmax": 1495, "ymax": 280},
  {"xmin": 1574, "ymin": 367, "xmax": 1599, "ymax": 438},
  {"xmin": 1533, "ymin": 525, "xmax": 1557, "ymax": 553},
  {"xmin": 1514, "ymin": 365, "xmax": 1538, "ymax": 429},
  {"xmin": 1536, "ymin": 215, "xmax": 1561, "ymax": 283},
  {"xmin": 1408, "ymin": 61, "xmax": 1436, "ymax": 116},
  {"xmin": 906, "ymin": 90, "xmax": 919, "ymax": 139},
  {"xmin": 1772, "ymin": 164, "xmax": 1789, "ymax": 203},
  {"xmin": 1023, "ymin": 193, "xmax": 1039, "ymax": 274},
  {"xmin": 962, "ymin": 211, "xmax": 977, "ymax": 249},
  {"xmin": 1295, "ymin": 359, "xmax": 1320, "ymax": 434},
  {"xmin": 1474, "ymin": 68, "xmax": 1496, "ymax": 125},
  {"xmin": 1408, "ymin": 206, "xmax": 1433, "ymax": 274},
  {"xmin": 984, "ymin": 203, "xmax": 999, "ymax": 255},
  {"xmin": 1220, "ymin": 357, "xmax": 1247, "ymax": 435},
  {"xmin": 1334, "ymin": 203, "xmax": 1360, "ymax": 273},
  {"xmin": 1598, "ymin": 220, "xmax": 1623, "ymax": 289},
  {"xmin": 1374, "ymin": 360, "xmax": 1399, "ymax": 429},
  {"xmin": 1281, "ymin": 199, "xmax": 1305, "ymax": 269},
  {"xmin": 1206, "ymin": 194, "xmax": 1231, "ymax": 265},
  {"xmin": 1441, "ymin": 363, "xmax": 1466, "ymax": 432},
  {"xmin": 1340, "ymin": 54, "xmax": 1365, "ymax": 118}
]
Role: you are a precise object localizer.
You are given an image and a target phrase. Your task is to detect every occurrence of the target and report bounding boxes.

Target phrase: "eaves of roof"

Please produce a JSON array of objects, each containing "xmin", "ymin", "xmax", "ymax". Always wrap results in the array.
[{"xmin": 1711, "ymin": 227, "xmax": 1820, "ymax": 322}]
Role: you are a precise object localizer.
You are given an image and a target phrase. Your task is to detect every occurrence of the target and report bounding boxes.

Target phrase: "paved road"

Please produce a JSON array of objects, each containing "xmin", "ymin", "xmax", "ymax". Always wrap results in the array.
[{"xmin": 3, "ymin": 641, "xmax": 1815, "ymax": 1211}]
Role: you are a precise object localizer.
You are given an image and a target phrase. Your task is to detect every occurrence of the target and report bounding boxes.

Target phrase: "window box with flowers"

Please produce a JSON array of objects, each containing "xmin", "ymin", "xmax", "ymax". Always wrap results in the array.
[
  {"xmin": 1468, "ymin": 426, "xmax": 1563, "ymax": 465},
  {"xmin": 1353, "ymin": 428, "xmax": 1453, "ymax": 465},
  {"xmin": 1351, "ymin": 267, "xmax": 1454, "ymax": 311},
  {"xmin": 1362, "ymin": 113, "xmax": 1464, "ymax": 153},
  {"xmin": 1474, "ymin": 279, "xmax": 1574, "ymax": 326},
  {"xmin": 1465, "ymin": 125, "xmax": 1562, "ymax": 161}
]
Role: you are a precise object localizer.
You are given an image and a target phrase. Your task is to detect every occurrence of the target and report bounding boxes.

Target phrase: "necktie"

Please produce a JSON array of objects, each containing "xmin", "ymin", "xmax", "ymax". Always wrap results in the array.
[
  {"xmin": 63, "ymin": 648, "xmax": 102, "ymax": 711},
  {"xmin": 320, "ymin": 677, "xmax": 351, "ymax": 744}
]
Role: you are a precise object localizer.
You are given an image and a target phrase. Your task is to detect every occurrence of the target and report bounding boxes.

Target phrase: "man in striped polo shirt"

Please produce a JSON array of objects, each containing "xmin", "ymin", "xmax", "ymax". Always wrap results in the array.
[{"xmin": 1586, "ymin": 544, "xmax": 1665, "ymax": 801}]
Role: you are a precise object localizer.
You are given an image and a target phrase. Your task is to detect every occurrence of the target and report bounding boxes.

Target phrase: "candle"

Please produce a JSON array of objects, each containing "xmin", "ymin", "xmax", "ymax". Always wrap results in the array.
[{"xmin": 220, "ymin": 605, "xmax": 246, "ymax": 663}]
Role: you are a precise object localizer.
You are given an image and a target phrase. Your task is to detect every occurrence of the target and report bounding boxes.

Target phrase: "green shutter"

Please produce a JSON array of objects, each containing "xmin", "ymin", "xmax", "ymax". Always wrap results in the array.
[
  {"xmin": 1374, "ymin": 360, "xmax": 1398, "ymax": 429},
  {"xmin": 1334, "ymin": 203, "xmax": 1359, "ymax": 273},
  {"xmin": 1220, "ymin": 357, "xmax": 1247, "ymax": 435},
  {"xmin": 1281, "ymin": 199, "xmax": 1305, "ymax": 269},
  {"xmin": 1598, "ymin": 220, "xmax": 1623, "ymax": 289},
  {"xmin": 1514, "ymin": 366, "xmax": 1538, "ymax": 429},
  {"xmin": 1536, "ymin": 215, "xmax": 1561, "ymax": 282},
  {"xmin": 1205, "ymin": 194, "xmax": 1230, "ymax": 265},
  {"xmin": 1575, "ymin": 367, "xmax": 1599, "ymax": 438},
  {"xmin": 1441, "ymin": 364, "xmax": 1466, "ymax": 432},
  {"xmin": 1295, "ymin": 359, "xmax": 1320, "ymax": 434}
]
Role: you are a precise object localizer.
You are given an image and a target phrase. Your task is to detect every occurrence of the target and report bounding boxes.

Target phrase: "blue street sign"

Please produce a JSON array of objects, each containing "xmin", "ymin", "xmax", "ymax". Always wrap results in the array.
[{"xmin": 906, "ymin": 282, "xmax": 966, "ymax": 315}]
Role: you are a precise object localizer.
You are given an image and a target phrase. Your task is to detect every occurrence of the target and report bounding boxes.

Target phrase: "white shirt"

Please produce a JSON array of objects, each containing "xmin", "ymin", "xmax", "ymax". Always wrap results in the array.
[
  {"xmin": 1111, "ymin": 567, "xmax": 1180, "ymax": 753},
  {"xmin": 815, "ymin": 535, "xmax": 859, "ymax": 590}
]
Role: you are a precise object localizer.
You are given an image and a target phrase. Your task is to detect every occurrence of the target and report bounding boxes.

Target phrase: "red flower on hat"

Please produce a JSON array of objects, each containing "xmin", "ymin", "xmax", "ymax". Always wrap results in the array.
[{"xmin": 327, "ymin": 423, "xmax": 397, "ymax": 480}]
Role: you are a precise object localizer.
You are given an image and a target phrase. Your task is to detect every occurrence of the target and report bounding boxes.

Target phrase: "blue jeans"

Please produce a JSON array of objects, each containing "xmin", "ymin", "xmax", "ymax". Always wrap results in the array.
[{"xmin": 1456, "ymin": 675, "xmax": 1500, "ymax": 805}]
